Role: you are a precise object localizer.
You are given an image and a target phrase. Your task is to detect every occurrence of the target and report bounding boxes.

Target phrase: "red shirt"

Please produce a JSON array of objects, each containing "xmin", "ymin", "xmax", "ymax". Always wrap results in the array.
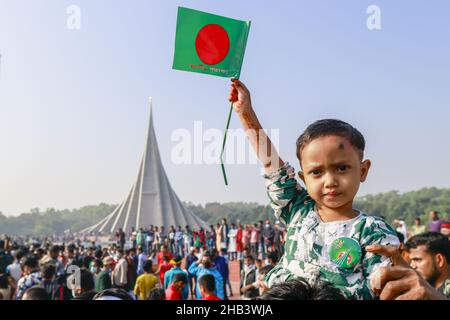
[
  {"xmin": 157, "ymin": 252, "xmax": 173, "ymax": 267},
  {"xmin": 202, "ymin": 295, "xmax": 222, "ymax": 300},
  {"xmin": 165, "ymin": 284, "xmax": 182, "ymax": 300},
  {"xmin": 159, "ymin": 262, "xmax": 173, "ymax": 284}
]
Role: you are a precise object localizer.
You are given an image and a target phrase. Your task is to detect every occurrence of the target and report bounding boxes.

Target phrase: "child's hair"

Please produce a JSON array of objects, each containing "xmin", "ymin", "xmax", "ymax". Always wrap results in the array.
[
  {"xmin": 296, "ymin": 119, "xmax": 366, "ymax": 161},
  {"xmin": 198, "ymin": 274, "xmax": 216, "ymax": 293}
]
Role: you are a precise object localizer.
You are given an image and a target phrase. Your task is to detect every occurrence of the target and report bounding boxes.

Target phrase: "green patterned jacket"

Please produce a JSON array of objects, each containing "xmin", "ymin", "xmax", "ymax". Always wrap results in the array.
[{"xmin": 264, "ymin": 163, "xmax": 400, "ymax": 300}]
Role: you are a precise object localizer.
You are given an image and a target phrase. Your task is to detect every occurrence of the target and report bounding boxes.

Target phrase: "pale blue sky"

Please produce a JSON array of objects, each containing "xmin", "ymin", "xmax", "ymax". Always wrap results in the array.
[{"xmin": 0, "ymin": 0, "xmax": 449, "ymax": 216}]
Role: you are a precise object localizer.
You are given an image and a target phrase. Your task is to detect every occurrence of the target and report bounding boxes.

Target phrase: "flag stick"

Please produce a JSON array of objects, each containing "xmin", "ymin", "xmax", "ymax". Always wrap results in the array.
[{"xmin": 220, "ymin": 101, "xmax": 234, "ymax": 185}]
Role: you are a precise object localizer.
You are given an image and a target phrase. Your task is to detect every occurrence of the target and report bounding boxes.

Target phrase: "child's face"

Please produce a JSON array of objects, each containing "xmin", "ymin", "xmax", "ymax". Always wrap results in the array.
[{"xmin": 298, "ymin": 135, "xmax": 371, "ymax": 213}]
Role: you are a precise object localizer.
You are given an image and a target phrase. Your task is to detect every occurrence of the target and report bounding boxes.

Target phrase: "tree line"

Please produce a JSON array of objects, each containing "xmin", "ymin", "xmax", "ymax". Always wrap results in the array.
[{"xmin": 0, "ymin": 187, "xmax": 448, "ymax": 236}]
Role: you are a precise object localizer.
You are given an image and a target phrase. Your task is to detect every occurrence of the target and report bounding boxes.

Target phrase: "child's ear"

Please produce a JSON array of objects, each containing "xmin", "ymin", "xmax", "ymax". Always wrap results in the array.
[
  {"xmin": 360, "ymin": 160, "xmax": 371, "ymax": 182},
  {"xmin": 298, "ymin": 171, "xmax": 305, "ymax": 183}
]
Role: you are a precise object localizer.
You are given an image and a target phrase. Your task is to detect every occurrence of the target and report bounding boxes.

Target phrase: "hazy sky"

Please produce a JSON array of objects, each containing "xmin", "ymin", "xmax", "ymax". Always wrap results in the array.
[{"xmin": 1, "ymin": 0, "xmax": 449, "ymax": 216}]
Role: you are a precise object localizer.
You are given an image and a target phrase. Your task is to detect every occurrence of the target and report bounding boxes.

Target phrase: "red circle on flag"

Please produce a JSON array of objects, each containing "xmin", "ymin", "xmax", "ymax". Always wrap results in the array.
[{"xmin": 195, "ymin": 24, "xmax": 230, "ymax": 65}]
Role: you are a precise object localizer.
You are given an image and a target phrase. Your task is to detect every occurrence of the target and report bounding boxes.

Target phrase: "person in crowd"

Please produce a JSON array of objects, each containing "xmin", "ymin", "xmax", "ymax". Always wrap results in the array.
[
  {"xmin": 39, "ymin": 264, "xmax": 63, "ymax": 300},
  {"xmin": 16, "ymin": 256, "xmax": 42, "ymax": 300},
  {"xmin": 148, "ymin": 287, "xmax": 166, "ymax": 300},
  {"xmin": 165, "ymin": 272, "xmax": 187, "ymax": 300},
  {"xmin": 366, "ymin": 243, "xmax": 449, "ymax": 300},
  {"xmin": 240, "ymin": 254, "xmax": 259, "ymax": 300},
  {"xmin": 163, "ymin": 255, "xmax": 189, "ymax": 300},
  {"xmin": 188, "ymin": 250, "xmax": 224, "ymax": 300},
  {"xmin": 410, "ymin": 217, "xmax": 427, "ymax": 237},
  {"xmin": 156, "ymin": 255, "xmax": 173, "ymax": 286},
  {"xmin": 0, "ymin": 265, "xmax": 16, "ymax": 300},
  {"xmin": 428, "ymin": 211, "xmax": 443, "ymax": 233},
  {"xmin": 21, "ymin": 286, "xmax": 50, "ymax": 300},
  {"xmin": 259, "ymin": 278, "xmax": 347, "ymax": 300},
  {"xmin": 93, "ymin": 288, "xmax": 133, "ymax": 300},
  {"xmin": 69, "ymin": 268, "xmax": 97, "ymax": 300},
  {"xmin": 211, "ymin": 249, "xmax": 230, "ymax": 299},
  {"xmin": 116, "ymin": 228, "xmax": 126, "ymax": 250},
  {"xmin": 227, "ymin": 223, "xmax": 238, "ymax": 261},
  {"xmin": 174, "ymin": 226, "xmax": 185, "ymax": 257},
  {"xmin": 186, "ymin": 247, "xmax": 198, "ymax": 299},
  {"xmin": 136, "ymin": 245, "xmax": 147, "ymax": 276},
  {"xmin": 111, "ymin": 248, "xmax": 128, "ymax": 290},
  {"xmin": 241, "ymin": 264, "xmax": 273, "ymax": 298},
  {"xmin": 236, "ymin": 224, "xmax": 244, "ymax": 260},
  {"xmin": 440, "ymin": 220, "xmax": 450, "ymax": 239},
  {"xmin": 134, "ymin": 260, "xmax": 158, "ymax": 300},
  {"xmin": 95, "ymin": 256, "xmax": 114, "ymax": 293},
  {"xmin": 262, "ymin": 220, "xmax": 275, "ymax": 258},
  {"xmin": 6, "ymin": 249, "xmax": 24, "ymax": 283},
  {"xmin": 199, "ymin": 274, "xmax": 222, "ymax": 300},
  {"xmin": 404, "ymin": 232, "xmax": 450, "ymax": 297}
]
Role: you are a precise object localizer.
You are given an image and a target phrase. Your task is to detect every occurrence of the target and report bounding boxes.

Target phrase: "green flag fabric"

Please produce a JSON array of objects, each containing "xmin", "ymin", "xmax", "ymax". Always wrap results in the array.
[{"xmin": 173, "ymin": 7, "xmax": 251, "ymax": 78}]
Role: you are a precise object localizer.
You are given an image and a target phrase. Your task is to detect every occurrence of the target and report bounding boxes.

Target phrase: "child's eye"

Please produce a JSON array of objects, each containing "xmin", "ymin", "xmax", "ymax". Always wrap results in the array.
[
  {"xmin": 337, "ymin": 165, "xmax": 348, "ymax": 172},
  {"xmin": 310, "ymin": 170, "xmax": 321, "ymax": 175}
]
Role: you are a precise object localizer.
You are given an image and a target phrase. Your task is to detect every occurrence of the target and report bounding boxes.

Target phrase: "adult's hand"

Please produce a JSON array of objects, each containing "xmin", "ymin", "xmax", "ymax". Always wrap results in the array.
[{"xmin": 366, "ymin": 244, "xmax": 447, "ymax": 300}]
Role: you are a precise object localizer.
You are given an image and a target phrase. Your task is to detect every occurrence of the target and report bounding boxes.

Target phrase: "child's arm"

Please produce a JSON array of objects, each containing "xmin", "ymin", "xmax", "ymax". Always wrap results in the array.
[{"xmin": 228, "ymin": 79, "xmax": 284, "ymax": 175}]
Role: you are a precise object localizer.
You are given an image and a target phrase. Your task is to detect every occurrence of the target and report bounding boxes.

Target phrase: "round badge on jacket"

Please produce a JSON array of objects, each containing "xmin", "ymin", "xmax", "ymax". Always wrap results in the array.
[{"xmin": 329, "ymin": 237, "xmax": 362, "ymax": 269}]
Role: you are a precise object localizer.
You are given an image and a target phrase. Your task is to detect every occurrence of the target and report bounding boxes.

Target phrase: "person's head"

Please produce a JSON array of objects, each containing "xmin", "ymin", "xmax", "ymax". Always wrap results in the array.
[
  {"xmin": 148, "ymin": 288, "xmax": 165, "ymax": 300},
  {"xmin": 41, "ymin": 263, "xmax": 56, "ymax": 281},
  {"xmin": 22, "ymin": 287, "xmax": 50, "ymax": 300},
  {"xmin": 267, "ymin": 252, "xmax": 278, "ymax": 265},
  {"xmin": 255, "ymin": 258, "xmax": 263, "ymax": 269},
  {"xmin": 172, "ymin": 273, "xmax": 187, "ymax": 290},
  {"xmin": 116, "ymin": 248, "xmax": 124, "ymax": 259},
  {"xmin": 405, "ymin": 232, "xmax": 450, "ymax": 288},
  {"xmin": 143, "ymin": 260, "xmax": 153, "ymax": 273},
  {"xmin": 49, "ymin": 245, "xmax": 60, "ymax": 260},
  {"xmin": 14, "ymin": 249, "xmax": 25, "ymax": 262},
  {"xmin": 440, "ymin": 220, "xmax": 450, "ymax": 238},
  {"xmin": 70, "ymin": 269, "xmax": 95, "ymax": 297},
  {"xmin": 22, "ymin": 256, "xmax": 39, "ymax": 275},
  {"xmin": 171, "ymin": 255, "xmax": 182, "ymax": 267},
  {"xmin": 415, "ymin": 217, "xmax": 422, "ymax": 226},
  {"xmin": 256, "ymin": 265, "xmax": 274, "ymax": 294},
  {"xmin": 162, "ymin": 255, "xmax": 170, "ymax": 263},
  {"xmin": 221, "ymin": 218, "xmax": 227, "ymax": 225},
  {"xmin": 259, "ymin": 278, "xmax": 346, "ymax": 300},
  {"xmin": 296, "ymin": 119, "xmax": 370, "ymax": 213},
  {"xmin": 93, "ymin": 288, "xmax": 133, "ymax": 300},
  {"xmin": 161, "ymin": 244, "xmax": 168, "ymax": 253},
  {"xmin": 244, "ymin": 255, "xmax": 254, "ymax": 267},
  {"xmin": 102, "ymin": 256, "xmax": 114, "ymax": 271},
  {"xmin": 137, "ymin": 246, "xmax": 143, "ymax": 254},
  {"xmin": 199, "ymin": 274, "xmax": 216, "ymax": 298},
  {"xmin": 201, "ymin": 253, "xmax": 212, "ymax": 269},
  {"xmin": 430, "ymin": 211, "xmax": 439, "ymax": 221}
]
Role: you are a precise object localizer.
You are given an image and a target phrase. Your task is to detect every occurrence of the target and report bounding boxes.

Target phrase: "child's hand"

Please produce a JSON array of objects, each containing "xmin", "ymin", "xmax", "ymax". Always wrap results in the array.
[{"xmin": 228, "ymin": 79, "xmax": 252, "ymax": 113}]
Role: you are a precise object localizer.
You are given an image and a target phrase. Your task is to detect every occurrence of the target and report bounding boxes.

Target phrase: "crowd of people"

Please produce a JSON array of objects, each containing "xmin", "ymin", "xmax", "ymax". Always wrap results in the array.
[{"xmin": 0, "ymin": 211, "xmax": 448, "ymax": 300}]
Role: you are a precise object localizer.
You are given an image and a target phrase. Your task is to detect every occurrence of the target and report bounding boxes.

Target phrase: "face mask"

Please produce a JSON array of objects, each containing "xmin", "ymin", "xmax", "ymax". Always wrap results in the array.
[
  {"xmin": 265, "ymin": 224, "xmax": 270, "ymax": 228},
  {"xmin": 91, "ymin": 267, "xmax": 97, "ymax": 274}
]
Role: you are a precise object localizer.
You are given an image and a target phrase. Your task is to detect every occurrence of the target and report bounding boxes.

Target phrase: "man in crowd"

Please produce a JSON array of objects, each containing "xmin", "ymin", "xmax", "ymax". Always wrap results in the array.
[
  {"xmin": 95, "ymin": 256, "xmax": 114, "ymax": 292},
  {"xmin": 134, "ymin": 260, "xmax": 158, "ymax": 300},
  {"xmin": 405, "ymin": 232, "xmax": 450, "ymax": 297},
  {"xmin": 163, "ymin": 255, "xmax": 189, "ymax": 300},
  {"xmin": 165, "ymin": 273, "xmax": 187, "ymax": 300},
  {"xmin": 188, "ymin": 250, "xmax": 224, "ymax": 300},
  {"xmin": 112, "ymin": 248, "xmax": 128, "ymax": 290},
  {"xmin": 199, "ymin": 274, "xmax": 222, "ymax": 300},
  {"xmin": 428, "ymin": 211, "xmax": 443, "ymax": 233}
]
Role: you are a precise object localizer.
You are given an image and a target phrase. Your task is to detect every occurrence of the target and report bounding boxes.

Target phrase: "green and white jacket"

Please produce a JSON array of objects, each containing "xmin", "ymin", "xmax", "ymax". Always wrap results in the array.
[{"xmin": 264, "ymin": 163, "xmax": 400, "ymax": 300}]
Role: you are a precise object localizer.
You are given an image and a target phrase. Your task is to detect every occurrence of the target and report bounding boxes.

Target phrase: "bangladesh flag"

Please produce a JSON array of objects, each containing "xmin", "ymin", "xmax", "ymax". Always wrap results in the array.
[{"xmin": 173, "ymin": 7, "xmax": 251, "ymax": 78}]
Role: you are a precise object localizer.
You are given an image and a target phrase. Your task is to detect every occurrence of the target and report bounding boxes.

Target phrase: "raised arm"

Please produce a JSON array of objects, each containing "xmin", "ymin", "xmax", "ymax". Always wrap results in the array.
[{"xmin": 228, "ymin": 79, "xmax": 284, "ymax": 175}]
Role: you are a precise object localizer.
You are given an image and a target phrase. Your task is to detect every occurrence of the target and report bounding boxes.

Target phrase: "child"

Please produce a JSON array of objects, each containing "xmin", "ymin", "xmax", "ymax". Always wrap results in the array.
[
  {"xmin": 199, "ymin": 274, "xmax": 222, "ymax": 300},
  {"xmin": 228, "ymin": 79, "xmax": 399, "ymax": 299}
]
